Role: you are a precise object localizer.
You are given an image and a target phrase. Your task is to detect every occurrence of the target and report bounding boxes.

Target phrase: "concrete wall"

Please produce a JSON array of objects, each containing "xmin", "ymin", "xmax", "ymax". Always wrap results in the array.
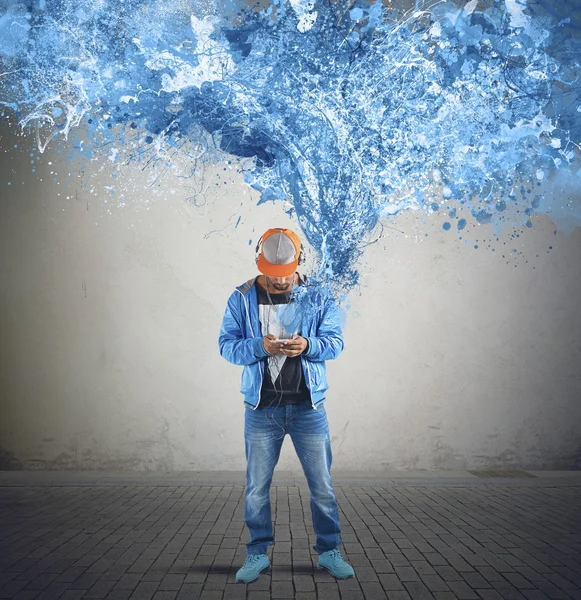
[{"xmin": 1, "ymin": 127, "xmax": 580, "ymax": 472}]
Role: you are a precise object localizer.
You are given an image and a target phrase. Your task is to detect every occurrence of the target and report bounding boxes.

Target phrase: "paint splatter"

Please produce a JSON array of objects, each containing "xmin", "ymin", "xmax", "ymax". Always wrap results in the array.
[{"xmin": 0, "ymin": 0, "xmax": 580, "ymax": 311}]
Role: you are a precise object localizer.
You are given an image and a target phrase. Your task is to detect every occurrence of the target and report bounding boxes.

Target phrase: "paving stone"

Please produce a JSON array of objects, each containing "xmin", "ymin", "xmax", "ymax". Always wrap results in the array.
[
  {"xmin": 0, "ymin": 579, "xmax": 30, "ymax": 598},
  {"xmin": 354, "ymin": 567, "xmax": 380, "ymax": 582},
  {"xmin": 473, "ymin": 566, "xmax": 505, "ymax": 582},
  {"xmin": 544, "ymin": 572, "xmax": 580, "ymax": 590},
  {"xmin": 128, "ymin": 581, "xmax": 158, "ymax": 600},
  {"xmin": 503, "ymin": 572, "xmax": 538, "ymax": 589},
  {"xmin": 432, "ymin": 593, "xmax": 458, "ymax": 600},
  {"xmin": 420, "ymin": 575, "xmax": 451, "ymax": 592},
  {"xmin": 520, "ymin": 591, "xmax": 552, "ymax": 600},
  {"xmin": 402, "ymin": 549, "xmax": 426, "ymax": 562},
  {"xmin": 68, "ymin": 574, "xmax": 100, "ymax": 591},
  {"xmin": 489, "ymin": 581, "xmax": 528, "ymax": 599},
  {"xmin": 425, "ymin": 554, "xmax": 451, "ymax": 567},
  {"xmin": 370, "ymin": 559, "xmax": 394, "ymax": 574},
  {"xmin": 293, "ymin": 575, "xmax": 315, "ymax": 591},
  {"xmin": 448, "ymin": 559, "xmax": 475, "ymax": 573},
  {"xmin": 413, "ymin": 561, "xmax": 438, "ymax": 576},
  {"xmin": 23, "ymin": 573, "xmax": 61, "ymax": 590},
  {"xmin": 446, "ymin": 581, "xmax": 480, "ymax": 599},
  {"xmin": 103, "ymin": 590, "xmax": 132, "ymax": 600},
  {"xmin": 366, "ymin": 549, "xmax": 388, "ymax": 560},
  {"xmin": 175, "ymin": 584, "xmax": 203, "ymax": 599},
  {"xmin": 386, "ymin": 555, "xmax": 411, "ymax": 567},
  {"xmin": 221, "ymin": 584, "xmax": 245, "ymax": 599},
  {"xmin": 403, "ymin": 581, "xmax": 436, "ymax": 599},
  {"xmin": 474, "ymin": 590, "xmax": 504, "ymax": 599},
  {"xmin": 34, "ymin": 582, "xmax": 73, "ymax": 599},
  {"xmin": 0, "ymin": 481, "xmax": 578, "ymax": 600},
  {"xmin": 394, "ymin": 567, "xmax": 421, "ymax": 582},
  {"xmin": 271, "ymin": 564, "xmax": 293, "ymax": 581},
  {"xmin": 461, "ymin": 572, "xmax": 492, "ymax": 589},
  {"xmin": 84, "ymin": 579, "xmax": 117, "ymax": 598},
  {"xmin": 349, "ymin": 555, "xmax": 373, "ymax": 567},
  {"xmin": 113, "ymin": 574, "xmax": 142, "ymax": 591},
  {"xmin": 550, "ymin": 567, "xmax": 581, "ymax": 587},
  {"xmin": 514, "ymin": 567, "xmax": 552, "ymax": 583},
  {"xmin": 359, "ymin": 581, "xmax": 388, "ymax": 599},
  {"xmin": 271, "ymin": 580, "xmax": 294, "ymax": 598},
  {"xmin": 379, "ymin": 574, "xmax": 406, "ymax": 591},
  {"xmin": 434, "ymin": 566, "xmax": 463, "ymax": 582},
  {"xmin": 338, "ymin": 591, "xmax": 365, "ymax": 600},
  {"xmin": 532, "ymin": 580, "xmax": 573, "ymax": 599},
  {"xmin": 197, "ymin": 592, "xmax": 222, "ymax": 600}
]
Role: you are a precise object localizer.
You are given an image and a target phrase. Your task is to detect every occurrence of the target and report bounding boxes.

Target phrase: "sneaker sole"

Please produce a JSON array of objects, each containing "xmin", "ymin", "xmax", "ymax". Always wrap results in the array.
[
  {"xmin": 317, "ymin": 564, "xmax": 354, "ymax": 579},
  {"xmin": 235, "ymin": 564, "xmax": 271, "ymax": 584}
]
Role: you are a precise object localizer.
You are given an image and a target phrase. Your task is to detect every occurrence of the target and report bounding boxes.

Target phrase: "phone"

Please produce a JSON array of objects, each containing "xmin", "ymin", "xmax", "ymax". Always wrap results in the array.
[{"xmin": 273, "ymin": 338, "xmax": 290, "ymax": 344}]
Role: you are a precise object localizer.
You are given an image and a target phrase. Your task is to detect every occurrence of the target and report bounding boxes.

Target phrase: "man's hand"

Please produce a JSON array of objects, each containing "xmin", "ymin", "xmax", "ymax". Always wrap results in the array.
[
  {"xmin": 278, "ymin": 335, "xmax": 308, "ymax": 358},
  {"xmin": 263, "ymin": 334, "xmax": 285, "ymax": 356}
]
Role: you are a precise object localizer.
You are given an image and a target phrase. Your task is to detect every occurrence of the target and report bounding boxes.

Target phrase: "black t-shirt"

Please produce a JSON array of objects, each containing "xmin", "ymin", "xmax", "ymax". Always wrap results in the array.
[{"xmin": 256, "ymin": 281, "xmax": 311, "ymax": 407}]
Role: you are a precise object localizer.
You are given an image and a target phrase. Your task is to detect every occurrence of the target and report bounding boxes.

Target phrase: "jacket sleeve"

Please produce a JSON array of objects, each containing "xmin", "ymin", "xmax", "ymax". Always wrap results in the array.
[
  {"xmin": 304, "ymin": 298, "xmax": 344, "ymax": 361},
  {"xmin": 218, "ymin": 291, "xmax": 270, "ymax": 366}
]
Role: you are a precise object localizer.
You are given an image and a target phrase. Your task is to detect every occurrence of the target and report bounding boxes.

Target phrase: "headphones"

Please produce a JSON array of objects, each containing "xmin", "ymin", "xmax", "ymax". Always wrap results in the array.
[{"xmin": 255, "ymin": 227, "xmax": 305, "ymax": 267}]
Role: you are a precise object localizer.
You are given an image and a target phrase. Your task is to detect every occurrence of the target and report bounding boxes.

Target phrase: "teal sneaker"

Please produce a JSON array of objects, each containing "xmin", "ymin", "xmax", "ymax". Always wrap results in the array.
[
  {"xmin": 317, "ymin": 548, "xmax": 355, "ymax": 579},
  {"xmin": 235, "ymin": 553, "xmax": 270, "ymax": 583}
]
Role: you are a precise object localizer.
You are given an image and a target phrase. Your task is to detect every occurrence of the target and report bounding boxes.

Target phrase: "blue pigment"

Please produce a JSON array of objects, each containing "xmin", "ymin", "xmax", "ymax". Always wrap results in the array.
[{"xmin": 0, "ymin": 0, "xmax": 580, "ymax": 311}]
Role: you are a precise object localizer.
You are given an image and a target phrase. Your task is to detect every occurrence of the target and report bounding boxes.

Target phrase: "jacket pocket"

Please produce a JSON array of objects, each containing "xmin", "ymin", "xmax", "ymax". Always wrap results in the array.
[
  {"xmin": 241, "ymin": 363, "xmax": 260, "ymax": 395},
  {"xmin": 241, "ymin": 365, "xmax": 252, "ymax": 395},
  {"xmin": 311, "ymin": 361, "xmax": 329, "ymax": 393},
  {"xmin": 308, "ymin": 361, "xmax": 321, "ymax": 387}
]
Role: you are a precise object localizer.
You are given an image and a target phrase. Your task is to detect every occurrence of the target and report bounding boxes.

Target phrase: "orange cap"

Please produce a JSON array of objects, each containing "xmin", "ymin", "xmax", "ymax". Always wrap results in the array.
[{"xmin": 256, "ymin": 228, "xmax": 302, "ymax": 277}]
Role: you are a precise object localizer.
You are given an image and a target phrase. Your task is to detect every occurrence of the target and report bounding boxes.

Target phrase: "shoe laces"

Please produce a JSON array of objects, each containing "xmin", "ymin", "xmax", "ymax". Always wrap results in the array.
[
  {"xmin": 245, "ymin": 554, "xmax": 265, "ymax": 566},
  {"xmin": 324, "ymin": 549, "xmax": 343, "ymax": 564}
]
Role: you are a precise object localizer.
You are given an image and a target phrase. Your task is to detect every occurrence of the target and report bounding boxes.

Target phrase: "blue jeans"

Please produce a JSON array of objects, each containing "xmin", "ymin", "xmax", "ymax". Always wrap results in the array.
[{"xmin": 244, "ymin": 402, "xmax": 343, "ymax": 556}]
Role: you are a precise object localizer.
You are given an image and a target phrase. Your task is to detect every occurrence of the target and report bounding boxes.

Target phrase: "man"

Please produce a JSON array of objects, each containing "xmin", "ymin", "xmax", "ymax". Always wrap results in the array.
[{"xmin": 218, "ymin": 227, "xmax": 355, "ymax": 584}]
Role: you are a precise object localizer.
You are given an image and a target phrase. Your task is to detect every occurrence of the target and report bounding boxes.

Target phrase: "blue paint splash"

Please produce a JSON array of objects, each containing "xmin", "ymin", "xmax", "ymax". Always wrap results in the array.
[{"xmin": 1, "ymin": 0, "xmax": 580, "ymax": 312}]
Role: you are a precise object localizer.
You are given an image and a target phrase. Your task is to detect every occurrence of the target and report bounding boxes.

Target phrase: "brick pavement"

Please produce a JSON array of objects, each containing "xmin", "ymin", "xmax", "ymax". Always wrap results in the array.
[{"xmin": 0, "ymin": 478, "xmax": 580, "ymax": 600}]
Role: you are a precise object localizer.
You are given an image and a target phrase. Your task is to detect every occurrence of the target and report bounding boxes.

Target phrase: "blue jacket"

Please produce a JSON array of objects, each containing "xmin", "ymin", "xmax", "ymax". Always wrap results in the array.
[{"xmin": 218, "ymin": 275, "xmax": 344, "ymax": 410}]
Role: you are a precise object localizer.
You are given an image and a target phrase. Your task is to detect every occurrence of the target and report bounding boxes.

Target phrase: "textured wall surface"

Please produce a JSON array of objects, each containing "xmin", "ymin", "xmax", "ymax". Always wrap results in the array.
[{"xmin": 1, "ymin": 130, "xmax": 580, "ymax": 472}]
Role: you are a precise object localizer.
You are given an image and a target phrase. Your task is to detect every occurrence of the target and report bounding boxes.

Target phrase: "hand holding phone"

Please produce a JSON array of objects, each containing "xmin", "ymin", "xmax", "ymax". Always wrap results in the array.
[
  {"xmin": 263, "ymin": 334, "xmax": 290, "ymax": 355},
  {"xmin": 277, "ymin": 335, "xmax": 307, "ymax": 358}
]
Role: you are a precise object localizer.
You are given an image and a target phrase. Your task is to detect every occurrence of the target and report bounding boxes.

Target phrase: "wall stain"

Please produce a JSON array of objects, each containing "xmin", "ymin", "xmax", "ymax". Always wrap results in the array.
[{"xmin": 0, "ymin": 447, "xmax": 23, "ymax": 470}]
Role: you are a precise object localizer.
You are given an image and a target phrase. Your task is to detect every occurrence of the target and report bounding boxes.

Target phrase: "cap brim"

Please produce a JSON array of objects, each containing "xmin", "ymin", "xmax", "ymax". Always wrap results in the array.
[{"xmin": 257, "ymin": 254, "xmax": 298, "ymax": 277}]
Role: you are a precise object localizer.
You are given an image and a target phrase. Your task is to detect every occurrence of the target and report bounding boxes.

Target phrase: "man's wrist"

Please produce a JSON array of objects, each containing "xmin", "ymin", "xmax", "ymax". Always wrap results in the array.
[{"xmin": 256, "ymin": 336, "xmax": 270, "ymax": 358}]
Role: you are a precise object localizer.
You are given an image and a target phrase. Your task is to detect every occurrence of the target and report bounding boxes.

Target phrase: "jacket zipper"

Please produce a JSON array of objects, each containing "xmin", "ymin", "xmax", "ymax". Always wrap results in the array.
[{"xmin": 302, "ymin": 356, "xmax": 317, "ymax": 410}]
